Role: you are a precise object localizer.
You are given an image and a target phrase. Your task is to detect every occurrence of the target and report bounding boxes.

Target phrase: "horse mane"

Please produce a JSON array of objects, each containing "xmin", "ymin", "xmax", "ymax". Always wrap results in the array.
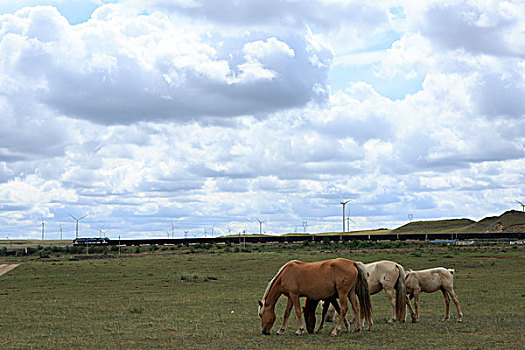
[{"xmin": 262, "ymin": 260, "xmax": 297, "ymax": 301}]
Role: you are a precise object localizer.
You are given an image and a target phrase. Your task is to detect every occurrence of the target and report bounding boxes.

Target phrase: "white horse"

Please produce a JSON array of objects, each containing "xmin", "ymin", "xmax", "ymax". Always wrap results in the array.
[
  {"xmin": 405, "ymin": 267, "xmax": 463, "ymax": 323},
  {"xmin": 317, "ymin": 260, "xmax": 407, "ymax": 332}
]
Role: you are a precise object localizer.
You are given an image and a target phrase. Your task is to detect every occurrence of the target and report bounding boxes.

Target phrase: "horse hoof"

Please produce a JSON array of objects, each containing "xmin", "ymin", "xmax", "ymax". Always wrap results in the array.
[
  {"xmin": 411, "ymin": 319, "xmax": 418, "ymax": 323},
  {"xmin": 457, "ymin": 318, "xmax": 463, "ymax": 323}
]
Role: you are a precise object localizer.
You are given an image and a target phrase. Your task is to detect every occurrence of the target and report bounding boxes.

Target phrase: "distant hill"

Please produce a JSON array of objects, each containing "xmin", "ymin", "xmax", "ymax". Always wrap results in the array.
[
  {"xmin": 392, "ymin": 210, "xmax": 525, "ymax": 234},
  {"xmin": 456, "ymin": 210, "xmax": 525, "ymax": 233},
  {"xmin": 393, "ymin": 218, "xmax": 475, "ymax": 234}
]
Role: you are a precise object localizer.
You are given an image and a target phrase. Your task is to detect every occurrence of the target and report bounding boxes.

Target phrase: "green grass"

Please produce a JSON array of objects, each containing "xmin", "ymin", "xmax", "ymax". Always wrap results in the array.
[{"xmin": 0, "ymin": 244, "xmax": 524, "ymax": 349}]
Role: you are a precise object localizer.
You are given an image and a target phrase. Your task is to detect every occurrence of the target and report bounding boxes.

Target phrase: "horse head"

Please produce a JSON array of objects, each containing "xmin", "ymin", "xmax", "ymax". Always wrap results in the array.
[
  {"xmin": 303, "ymin": 306, "xmax": 316, "ymax": 333},
  {"xmin": 258, "ymin": 300, "xmax": 275, "ymax": 335},
  {"xmin": 303, "ymin": 298, "xmax": 319, "ymax": 333}
]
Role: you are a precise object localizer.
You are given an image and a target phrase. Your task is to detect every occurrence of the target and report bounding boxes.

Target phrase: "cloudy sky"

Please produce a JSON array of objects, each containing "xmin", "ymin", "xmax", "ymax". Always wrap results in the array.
[{"xmin": 1, "ymin": 0, "xmax": 524, "ymax": 240}]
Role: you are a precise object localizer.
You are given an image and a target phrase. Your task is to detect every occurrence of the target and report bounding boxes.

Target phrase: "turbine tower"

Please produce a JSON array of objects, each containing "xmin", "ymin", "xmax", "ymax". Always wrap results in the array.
[
  {"xmin": 69, "ymin": 214, "xmax": 87, "ymax": 239},
  {"xmin": 516, "ymin": 200, "xmax": 525, "ymax": 212},
  {"xmin": 255, "ymin": 218, "xmax": 265, "ymax": 235},
  {"xmin": 346, "ymin": 207, "xmax": 356, "ymax": 230},
  {"xmin": 340, "ymin": 199, "xmax": 351, "ymax": 233}
]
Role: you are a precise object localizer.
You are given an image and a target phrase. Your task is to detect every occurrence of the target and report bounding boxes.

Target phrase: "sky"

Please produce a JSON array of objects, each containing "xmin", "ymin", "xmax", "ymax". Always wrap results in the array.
[{"xmin": 0, "ymin": 0, "xmax": 524, "ymax": 240}]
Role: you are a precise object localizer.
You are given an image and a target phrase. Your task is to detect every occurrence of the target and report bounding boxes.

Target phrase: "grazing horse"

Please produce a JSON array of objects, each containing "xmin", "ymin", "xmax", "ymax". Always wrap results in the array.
[
  {"xmin": 405, "ymin": 267, "xmax": 463, "ymax": 323},
  {"xmin": 258, "ymin": 258, "xmax": 373, "ymax": 336},
  {"xmin": 305, "ymin": 260, "xmax": 406, "ymax": 333},
  {"xmin": 302, "ymin": 295, "xmax": 350, "ymax": 334}
]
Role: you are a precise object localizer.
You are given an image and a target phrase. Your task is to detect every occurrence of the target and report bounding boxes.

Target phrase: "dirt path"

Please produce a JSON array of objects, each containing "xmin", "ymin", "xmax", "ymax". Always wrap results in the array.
[{"xmin": 0, "ymin": 264, "xmax": 20, "ymax": 276}]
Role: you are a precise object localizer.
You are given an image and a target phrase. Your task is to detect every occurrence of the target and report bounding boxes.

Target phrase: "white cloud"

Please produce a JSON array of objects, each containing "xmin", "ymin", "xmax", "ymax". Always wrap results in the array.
[
  {"xmin": 0, "ymin": 5, "xmax": 331, "ymax": 126},
  {"xmin": 0, "ymin": 1, "xmax": 524, "ymax": 238}
]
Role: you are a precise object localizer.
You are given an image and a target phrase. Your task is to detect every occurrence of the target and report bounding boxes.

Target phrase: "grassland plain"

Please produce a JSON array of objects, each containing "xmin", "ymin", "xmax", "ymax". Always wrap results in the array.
[{"xmin": 0, "ymin": 244, "xmax": 524, "ymax": 349}]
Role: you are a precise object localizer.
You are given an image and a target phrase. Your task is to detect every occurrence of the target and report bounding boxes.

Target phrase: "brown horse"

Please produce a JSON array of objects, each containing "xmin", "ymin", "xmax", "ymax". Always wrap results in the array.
[
  {"xmin": 258, "ymin": 258, "xmax": 372, "ymax": 336},
  {"xmin": 305, "ymin": 260, "xmax": 406, "ymax": 333},
  {"xmin": 302, "ymin": 295, "xmax": 350, "ymax": 334},
  {"xmin": 405, "ymin": 267, "xmax": 463, "ymax": 322}
]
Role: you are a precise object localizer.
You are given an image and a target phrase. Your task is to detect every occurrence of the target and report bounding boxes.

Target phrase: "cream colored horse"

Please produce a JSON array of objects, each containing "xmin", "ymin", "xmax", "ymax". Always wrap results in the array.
[
  {"xmin": 318, "ymin": 260, "xmax": 407, "ymax": 331},
  {"xmin": 405, "ymin": 267, "xmax": 463, "ymax": 322}
]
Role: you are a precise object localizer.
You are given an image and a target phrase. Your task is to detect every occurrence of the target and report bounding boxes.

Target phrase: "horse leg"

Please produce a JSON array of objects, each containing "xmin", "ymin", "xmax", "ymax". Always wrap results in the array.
[
  {"xmin": 330, "ymin": 298, "xmax": 349, "ymax": 332},
  {"xmin": 440, "ymin": 288, "xmax": 450, "ymax": 321},
  {"xmin": 290, "ymin": 293, "xmax": 305, "ymax": 335},
  {"xmin": 331, "ymin": 291, "xmax": 349, "ymax": 336},
  {"xmin": 276, "ymin": 297, "xmax": 293, "ymax": 335},
  {"xmin": 413, "ymin": 291, "xmax": 420, "ymax": 323},
  {"xmin": 385, "ymin": 288, "xmax": 396, "ymax": 323},
  {"xmin": 348, "ymin": 289, "xmax": 362, "ymax": 334},
  {"xmin": 406, "ymin": 293, "xmax": 417, "ymax": 323},
  {"xmin": 448, "ymin": 288, "xmax": 463, "ymax": 322},
  {"xmin": 315, "ymin": 301, "xmax": 328, "ymax": 333}
]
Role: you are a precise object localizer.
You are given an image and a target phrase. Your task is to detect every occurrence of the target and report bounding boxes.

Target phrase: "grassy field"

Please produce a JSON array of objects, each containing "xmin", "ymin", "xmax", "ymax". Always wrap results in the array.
[{"xmin": 0, "ymin": 243, "xmax": 524, "ymax": 349}]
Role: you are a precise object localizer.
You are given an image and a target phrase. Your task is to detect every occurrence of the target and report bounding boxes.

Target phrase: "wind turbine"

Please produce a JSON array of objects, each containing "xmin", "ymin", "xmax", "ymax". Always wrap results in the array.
[
  {"xmin": 516, "ymin": 200, "xmax": 525, "ymax": 212},
  {"xmin": 69, "ymin": 214, "xmax": 87, "ymax": 239},
  {"xmin": 59, "ymin": 224, "xmax": 63, "ymax": 240},
  {"xmin": 340, "ymin": 199, "xmax": 351, "ymax": 233},
  {"xmin": 98, "ymin": 228, "xmax": 109, "ymax": 238},
  {"xmin": 346, "ymin": 207, "xmax": 356, "ymax": 230},
  {"xmin": 41, "ymin": 219, "xmax": 45, "ymax": 240},
  {"xmin": 255, "ymin": 218, "xmax": 265, "ymax": 235}
]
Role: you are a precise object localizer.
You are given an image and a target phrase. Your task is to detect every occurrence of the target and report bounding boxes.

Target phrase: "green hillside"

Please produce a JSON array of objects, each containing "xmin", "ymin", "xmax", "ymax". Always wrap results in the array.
[
  {"xmin": 392, "ymin": 210, "xmax": 525, "ymax": 234},
  {"xmin": 393, "ymin": 218, "xmax": 475, "ymax": 234},
  {"xmin": 456, "ymin": 210, "xmax": 525, "ymax": 233}
]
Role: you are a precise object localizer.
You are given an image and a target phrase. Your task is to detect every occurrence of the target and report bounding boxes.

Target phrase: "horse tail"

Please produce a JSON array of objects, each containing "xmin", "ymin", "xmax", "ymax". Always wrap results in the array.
[
  {"xmin": 394, "ymin": 263, "xmax": 407, "ymax": 322},
  {"xmin": 354, "ymin": 262, "xmax": 373, "ymax": 325}
]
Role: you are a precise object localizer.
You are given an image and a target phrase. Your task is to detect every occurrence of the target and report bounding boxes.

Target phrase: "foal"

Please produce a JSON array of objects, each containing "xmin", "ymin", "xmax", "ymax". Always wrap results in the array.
[{"xmin": 405, "ymin": 267, "xmax": 463, "ymax": 322}]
